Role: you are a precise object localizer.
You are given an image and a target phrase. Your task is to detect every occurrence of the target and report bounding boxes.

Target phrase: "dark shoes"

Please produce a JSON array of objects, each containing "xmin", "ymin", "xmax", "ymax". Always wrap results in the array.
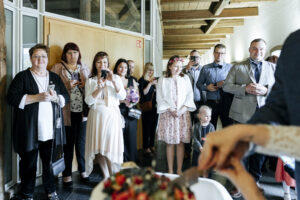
[
  {"xmin": 80, "ymin": 176, "xmax": 90, "ymax": 183},
  {"xmin": 10, "ymin": 196, "xmax": 33, "ymax": 200},
  {"xmin": 62, "ymin": 180, "xmax": 73, "ymax": 187},
  {"xmin": 47, "ymin": 192, "xmax": 60, "ymax": 200}
]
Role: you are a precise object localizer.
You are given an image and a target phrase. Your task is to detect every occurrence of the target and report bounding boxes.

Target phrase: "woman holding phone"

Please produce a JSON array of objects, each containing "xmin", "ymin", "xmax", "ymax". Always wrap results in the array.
[
  {"xmin": 51, "ymin": 42, "xmax": 90, "ymax": 186},
  {"xmin": 85, "ymin": 52, "xmax": 126, "ymax": 179}
]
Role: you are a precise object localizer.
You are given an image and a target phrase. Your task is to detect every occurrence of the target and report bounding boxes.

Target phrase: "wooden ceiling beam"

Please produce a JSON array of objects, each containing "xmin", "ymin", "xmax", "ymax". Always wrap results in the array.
[
  {"xmin": 161, "ymin": 0, "xmax": 218, "ymax": 4},
  {"xmin": 216, "ymin": 19, "xmax": 244, "ymax": 27},
  {"xmin": 202, "ymin": 19, "xmax": 220, "ymax": 34},
  {"xmin": 164, "ymin": 39, "xmax": 220, "ymax": 45},
  {"xmin": 164, "ymin": 27, "xmax": 233, "ymax": 35},
  {"xmin": 164, "ymin": 44, "xmax": 215, "ymax": 49},
  {"xmin": 163, "ymin": 20, "xmax": 207, "ymax": 26},
  {"xmin": 230, "ymin": 0, "xmax": 276, "ymax": 2},
  {"xmin": 212, "ymin": 0, "xmax": 230, "ymax": 16},
  {"xmin": 162, "ymin": 7, "xmax": 258, "ymax": 21},
  {"xmin": 164, "ymin": 50, "xmax": 207, "ymax": 55},
  {"xmin": 164, "ymin": 35, "xmax": 226, "ymax": 41}
]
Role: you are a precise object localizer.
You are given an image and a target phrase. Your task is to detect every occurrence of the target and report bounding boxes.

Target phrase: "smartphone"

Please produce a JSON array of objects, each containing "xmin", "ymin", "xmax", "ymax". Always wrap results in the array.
[
  {"xmin": 190, "ymin": 56, "xmax": 197, "ymax": 62},
  {"xmin": 71, "ymin": 72, "xmax": 79, "ymax": 81},
  {"xmin": 101, "ymin": 69, "xmax": 107, "ymax": 79},
  {"xmin": 48, "ymin": 84, "xmax": 55, "ymax": 91}
]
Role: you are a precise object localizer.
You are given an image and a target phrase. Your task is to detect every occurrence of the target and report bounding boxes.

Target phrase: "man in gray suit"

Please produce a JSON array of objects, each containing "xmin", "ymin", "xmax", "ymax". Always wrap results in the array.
[
  {"xmin": 182, "ymin": 50, "xmax": 204, "ymax": 123},
  {"xmin": 223, "ymin": 38, "xmax": 276, "ymax": 190}
]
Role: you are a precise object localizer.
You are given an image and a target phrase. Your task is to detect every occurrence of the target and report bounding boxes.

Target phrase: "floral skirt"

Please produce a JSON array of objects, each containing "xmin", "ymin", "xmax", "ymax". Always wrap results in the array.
[{"xmin": 157, "ymin": 111, "xmax": 191, "ymax": 144}]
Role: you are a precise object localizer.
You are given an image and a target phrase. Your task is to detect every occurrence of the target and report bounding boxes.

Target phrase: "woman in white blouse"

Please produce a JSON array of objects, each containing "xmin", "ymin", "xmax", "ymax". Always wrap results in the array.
[
  {"xmin": 85, "ymin": 52, "xmax": 126, "ymax": 179},
  {"xmin": 156, "ymin": 55, "xmax": 196, "ymax": 174},
  {"xmin": 198, "ymin": 124, "xmax": 300, "ymax": 200},
  {"xmin": 7, "ymin": 44, "xmax": 69, "ymax": 200}
]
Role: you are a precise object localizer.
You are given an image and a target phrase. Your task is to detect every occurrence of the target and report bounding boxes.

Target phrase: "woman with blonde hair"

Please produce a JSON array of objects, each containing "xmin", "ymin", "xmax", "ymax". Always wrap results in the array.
[{"xmin": 138, "ymin": 62, "xmax": 158, "ymax": 155}]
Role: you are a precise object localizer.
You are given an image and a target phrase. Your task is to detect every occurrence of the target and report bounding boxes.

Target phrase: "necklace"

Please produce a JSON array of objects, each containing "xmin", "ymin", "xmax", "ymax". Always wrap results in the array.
[{"xmin": 31, "ymin": 70, "xmax": 49, "ymax": 92}]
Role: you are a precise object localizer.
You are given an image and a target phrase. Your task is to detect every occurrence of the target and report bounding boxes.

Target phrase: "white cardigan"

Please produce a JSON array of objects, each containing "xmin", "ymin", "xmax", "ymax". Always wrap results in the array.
[
  {"xmin": 156, "ymin": 75, "xmax": 196, "ymax": 114},
  {"xmin": 85, "ymin": 75, "xmax": 126, "ymax": 109}
]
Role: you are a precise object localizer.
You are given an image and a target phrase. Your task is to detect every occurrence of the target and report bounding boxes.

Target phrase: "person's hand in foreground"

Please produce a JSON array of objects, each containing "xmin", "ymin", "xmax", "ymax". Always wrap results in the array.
[
  {"xmin": 198, "ymin": 124, "xmax": 270, "ymax": 170},
  {"xmin": 218, "ymin": 157, "xmax": 265, "ymax": 200}
]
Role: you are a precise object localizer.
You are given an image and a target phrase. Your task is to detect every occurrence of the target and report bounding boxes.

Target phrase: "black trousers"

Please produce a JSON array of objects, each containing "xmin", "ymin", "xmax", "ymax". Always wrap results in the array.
[
  {"xmin": 141, "ymin": 109, "xmax": 158, "ymax": 149},
  {"xmin": 205, "ymin": 97, "xmax": 233, "ymax": 129},
  {"xmin": 123, "ymin": 115, "xmax": 138, "ymax": 162},
  {"xmin": 19, "ymin": 140, "xmax": 56, "ymax": 198},
  {"xmin": 244, "ymin": 153, "xmax": 266, "ymax": 182},
  {"xmin": 63, "ymin": 112, "xmax": 86, "ymax": 177}
]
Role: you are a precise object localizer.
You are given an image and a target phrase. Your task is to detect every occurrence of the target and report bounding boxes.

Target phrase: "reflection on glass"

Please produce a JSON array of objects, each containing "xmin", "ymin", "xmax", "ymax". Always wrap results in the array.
[
  {"xmin": 45, "ymin": 0, "xmax": 100, "ymax": 24},
  {"xmin": 23, "ymin": 15, "xmax": 37, "ymax": 69},
  {"xmin": 23, "ymin": 0, "xmax": 37, "ymax": 9},
  {"xmin": 145, "ymin": 0, "xmax": 150, "ymax": 35},
  {"xmin": 4, "ymin": 8, "xmax": 13, "ymax": 184},
  {"xmin": 145, "ymin": 40, "xmax": 151, "ymax": 63},
  {"xmin": 105, "ymin": 0, "xmax": 141, "ymax": 33}
]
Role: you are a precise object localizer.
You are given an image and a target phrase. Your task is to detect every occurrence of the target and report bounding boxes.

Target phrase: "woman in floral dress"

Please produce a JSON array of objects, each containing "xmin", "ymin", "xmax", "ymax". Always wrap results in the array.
[{"xmin": 156, "ymin": 55, "xmax": 196, "ymax": 174}]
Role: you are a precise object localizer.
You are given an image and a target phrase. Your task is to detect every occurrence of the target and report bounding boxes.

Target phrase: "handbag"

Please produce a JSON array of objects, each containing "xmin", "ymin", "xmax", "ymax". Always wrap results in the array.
[
  {"xmin": 139, "ymin": 100, "xmax": 152, "ymax": 112},
  {"xmin": 139, "ymin": 89, "xmax": 154, "ymax": 112},
  {"xmin": 50, "ymin": 103, "xmax": 65, "ymax": 176},
  {"xmin": 128, "ymin": 108, "xmax": 142, "ymax": 120}
]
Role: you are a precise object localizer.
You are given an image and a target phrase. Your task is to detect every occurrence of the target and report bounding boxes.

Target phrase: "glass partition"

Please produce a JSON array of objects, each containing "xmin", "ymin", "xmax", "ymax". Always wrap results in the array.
[
  {"xmin": 4, "ymin": 8, "xmax": 13, "ymax": 184},
  {"xmin": 45, "ymin": 0, "xmax": 100, "ymax": 23},
  {"xmin": 145, "ymin": 0, "xmax": 150, "ymax": 35},
  {"xmin": 23, "ymin": 15, "xmax": 37, "ymax": 69},
  {"xmin": 23, "ymin": 0, "xmax": 37, "ymax": 9},
  {"xmin": 105, "ymin": 0, "xmax": 141, "ymax": 33}
]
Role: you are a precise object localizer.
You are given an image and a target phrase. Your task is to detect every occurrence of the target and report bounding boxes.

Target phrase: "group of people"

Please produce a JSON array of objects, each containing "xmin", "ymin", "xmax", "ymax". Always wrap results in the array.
[{"xmin": 7, "ymin": 29, "xmax": 300, "ymax": 200}]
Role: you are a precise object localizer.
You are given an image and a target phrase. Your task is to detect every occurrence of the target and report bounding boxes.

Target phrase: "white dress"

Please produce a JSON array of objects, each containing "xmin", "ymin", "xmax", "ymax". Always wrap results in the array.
[{"xmin": 85, "ymin": 76, "xmax": 126, "ymax": 175}]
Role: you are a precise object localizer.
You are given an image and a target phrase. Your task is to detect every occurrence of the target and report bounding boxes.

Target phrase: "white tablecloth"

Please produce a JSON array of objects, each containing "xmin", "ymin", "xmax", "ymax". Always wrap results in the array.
[{"xmin": 90, "ymin": 172, "xmax": 232, "ymax": 200}]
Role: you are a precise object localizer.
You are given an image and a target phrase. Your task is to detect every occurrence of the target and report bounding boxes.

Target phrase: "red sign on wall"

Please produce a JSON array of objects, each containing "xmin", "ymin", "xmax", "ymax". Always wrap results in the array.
[{"xmin": 136, "ymin": 40, "xmax": 142, "ymax": 48}]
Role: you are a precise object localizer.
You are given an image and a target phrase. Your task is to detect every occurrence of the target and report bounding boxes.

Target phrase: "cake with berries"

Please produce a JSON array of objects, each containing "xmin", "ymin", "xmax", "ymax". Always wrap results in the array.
[{"xmin": 102, "ymin": 168, "xmax": 195, "ymax": 200}]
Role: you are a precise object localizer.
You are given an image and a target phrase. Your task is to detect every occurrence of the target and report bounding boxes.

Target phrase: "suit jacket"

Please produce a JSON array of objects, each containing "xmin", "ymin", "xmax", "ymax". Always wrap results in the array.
[
  {"xmin": 7, "ymin": 69, "xmax": 70, "ymax": 153},
  {"xmin": 223, "ymin": 59, "xmax": 276, "ymax": 123},
  {"xmin": 156, "ymin": 75, "xmax": 196, "ymax": 114},
  {"xmin": 182, "ymin": 65, "xmax": 205, "ymax": 102}
]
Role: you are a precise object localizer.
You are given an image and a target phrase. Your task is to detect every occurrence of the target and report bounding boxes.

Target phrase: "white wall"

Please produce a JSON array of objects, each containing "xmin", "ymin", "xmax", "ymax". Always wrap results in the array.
[{"xmin": 226, "ymin": 0, "xmax": 300, "ymax": 63}]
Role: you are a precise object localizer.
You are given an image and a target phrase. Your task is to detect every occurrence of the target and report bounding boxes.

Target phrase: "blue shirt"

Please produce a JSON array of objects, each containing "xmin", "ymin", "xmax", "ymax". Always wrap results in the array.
[
  {"xmin": 197, "ymin": 62, "xmax": 232, "ymax": 100},
  {"xmin": 187, "ymin": 66, "xmax": 202, "ymax": 102}
]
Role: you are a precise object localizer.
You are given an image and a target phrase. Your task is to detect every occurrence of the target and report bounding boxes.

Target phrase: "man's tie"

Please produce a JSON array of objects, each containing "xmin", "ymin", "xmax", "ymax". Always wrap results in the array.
[{"xmin": 254, "ymin": 65, "xmax": 260, "ymax": 83}]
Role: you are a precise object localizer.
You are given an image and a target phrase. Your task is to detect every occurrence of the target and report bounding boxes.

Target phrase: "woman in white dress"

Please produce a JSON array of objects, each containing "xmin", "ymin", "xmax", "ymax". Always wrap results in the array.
[
  {"xmin": 85, "ymin": 52, "xmax": 126, "ymax": 179},
  {"xmin": 156, "ymin": 55, "xmax": 196, "ymax": 174}
]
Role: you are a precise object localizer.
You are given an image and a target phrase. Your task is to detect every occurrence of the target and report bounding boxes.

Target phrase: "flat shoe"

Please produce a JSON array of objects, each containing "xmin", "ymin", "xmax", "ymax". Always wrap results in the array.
[
  {"xmin": 80, "ymin": 176, "xmax": 90, "ymax": 182},
  {"xmin": 62, "ymin": 180, "xmax": 73, "ymax": 187}
]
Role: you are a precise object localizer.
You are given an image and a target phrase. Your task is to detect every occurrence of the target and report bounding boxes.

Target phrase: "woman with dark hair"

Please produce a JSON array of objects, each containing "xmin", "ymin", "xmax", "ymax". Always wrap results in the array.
[
  {"xmin": 138, "ymin": 62, "xmax": 158, "ymax": 155},
  {"xmin": 114, "ymin": 58, "xmax": 140, "ymax": 162},
  {"xmin": 51, "ymin": 42, "xmax": 90, "ymax": 186},
  {"xmin": 8, "ymin": 44, "xmax": 69, "ymax": 200},
  {"xmin": 156, "ymin": 55, "xmax": 196, "ymax": 174},
  {"xmin": 85, "ymin": 52, "xmax": 126, "ymax": 179}
]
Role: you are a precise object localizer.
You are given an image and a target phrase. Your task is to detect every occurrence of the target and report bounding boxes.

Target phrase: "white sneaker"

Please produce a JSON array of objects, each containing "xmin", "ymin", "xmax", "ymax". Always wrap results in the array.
[{"xmin": 283, "ymin": 193, "xmax": 291, "ymax": 200}]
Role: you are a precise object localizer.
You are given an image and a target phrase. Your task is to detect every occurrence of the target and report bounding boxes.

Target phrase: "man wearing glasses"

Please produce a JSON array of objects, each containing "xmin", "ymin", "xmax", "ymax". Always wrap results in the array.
[
  {"xmin": 197, "ymin": 44, "xmax": 233, "ymax": 129},
  {"xmin": 182, "ymin": 50, "xmax": 204, "ymax": 123}
]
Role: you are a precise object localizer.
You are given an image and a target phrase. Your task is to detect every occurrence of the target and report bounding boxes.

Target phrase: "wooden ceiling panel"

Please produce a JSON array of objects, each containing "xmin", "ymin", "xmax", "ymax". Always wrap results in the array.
[
  {"xmin": 162, "ymin": 7, "xmax": 258, "ymax": 21},
  {"xmin": 159, "ymin": 0, "xmax": 276, "ymax": 57}
]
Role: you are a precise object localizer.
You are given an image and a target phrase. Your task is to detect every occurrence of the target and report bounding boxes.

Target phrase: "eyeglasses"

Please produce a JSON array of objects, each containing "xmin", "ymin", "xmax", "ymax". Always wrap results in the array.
[
  {"xmin": 32, "ymin": 55, "xmax": 48, "ymax": 59},
  {"xmin": 214, "ymin": 52, "xmax": 226, "ymax": 55}
]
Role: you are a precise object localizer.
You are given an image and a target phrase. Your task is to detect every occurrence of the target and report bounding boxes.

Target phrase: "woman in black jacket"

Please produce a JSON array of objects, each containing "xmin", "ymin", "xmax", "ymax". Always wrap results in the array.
[{"xmin": 7, "ymin": 44, "xmax": 69, "ymax": 200}]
